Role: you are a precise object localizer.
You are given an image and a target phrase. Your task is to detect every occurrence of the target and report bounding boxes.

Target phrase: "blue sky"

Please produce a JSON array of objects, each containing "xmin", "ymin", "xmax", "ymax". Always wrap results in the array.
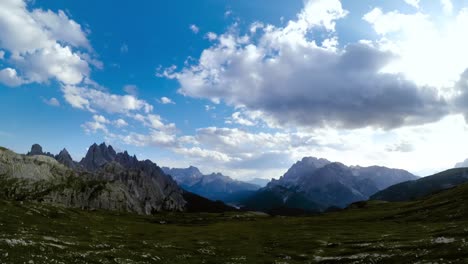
[{"xmin": 2, "ymin": 0, "xmax": 468, "ymax": 179}]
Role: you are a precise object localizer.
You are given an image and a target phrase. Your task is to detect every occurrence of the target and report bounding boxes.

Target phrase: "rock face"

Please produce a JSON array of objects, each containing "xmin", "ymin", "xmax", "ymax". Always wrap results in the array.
[
  {"xmin": 80, "ymin": 143, "xmax": 117, "ymax": 171},
  {"xmin": 55, "ymin": 148, "xmax": 77, "ymax": 169},
  {"xmin": 244, "ymin": 157, "xmax": 417, "ymax": 213},
  {"xmin": 0, "ymin": 144, "xmax": 238, "ymax": 214},
  {"xmin": 26, "ymin": 144, "xmax": 54, "ymax": 158},
  {"xmin": 162, "ymin": 167, "xmax": 260, "ymax": 204},
  {"xmin": 162, "ymin": 166, "xmax": 204, "ymax": 188}
]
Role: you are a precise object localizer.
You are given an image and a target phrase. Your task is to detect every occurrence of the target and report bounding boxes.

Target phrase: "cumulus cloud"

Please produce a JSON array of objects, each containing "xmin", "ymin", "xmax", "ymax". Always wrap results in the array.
[
  {"xmin": 404, "ymin": 0, "xmax": 420, "ymax": 9},
  {"xmin": 114, "ymin": 119, "xmax": 128, "ymax": 128},
  {"xmin": 93, "ymin": 114, "xmax": 110, "ymax": 124},
  {"xmin": 117, "ymin": 130, "xmax": 178, "ymax": 148},
  {"xmin": 160, "ymin": 96, "xmax": 175, "ymax": 104},
  {"xmin": 42, "ymin": 97, "xmax": 60, "ymax": 107},
  {"xmin": 364, "ymin": 6, "xmax": 468, "ymax": 89},
  {"xmin": 61, "ymin": 85, "xmax": 153, "ymax": 114},
  {"xmin": 82, "ymin": 115, "xmax": 110, "ymax": 134},
  {"xmin": 163, "ymin": 0, "xmax": 447, "ymax": 130},
  {"xmin": 189, "ymin": 24, "xmax": 199, "ymax": 34},
  {"xmin": 128, "ymin": 113, "xmax": 176, "ymax": 134},
  {"xmin": 0, "ymin": 0, "xmax": 97, "ymax": 86},
  {"xmin": 226, "ymin": 112, "xmax": 256, "ymax": 126},
  {"xmin": 0, "ymin": 68, "xmax": 26, "ymax": 87},
  {"xmin": 205, "ymin": 32, "xmax": 217, "ymax": 41},
  {"xmin": 441, "ymin": 0, "xmax": 453, "ymax": 14}
]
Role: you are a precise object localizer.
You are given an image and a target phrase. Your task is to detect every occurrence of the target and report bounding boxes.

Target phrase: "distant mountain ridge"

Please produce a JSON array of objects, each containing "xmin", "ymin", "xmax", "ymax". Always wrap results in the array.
[
  {"xmin": 244, "ymin": 157, "xmax": 417, "ymax": 213},
  {"xmin": 371, "ymin": 167, "xmax": 468, "ymax": 202},
  {"xmin": 245, "ymin": 178, "xmax": 270, "ymax": 187},
  {"xmin": 1, "ymin": 144, "xmax": 235, "ymax": 214},
  {"xmin": 162, "ymin": 166, "xmax": 261, "ymax": 204}
]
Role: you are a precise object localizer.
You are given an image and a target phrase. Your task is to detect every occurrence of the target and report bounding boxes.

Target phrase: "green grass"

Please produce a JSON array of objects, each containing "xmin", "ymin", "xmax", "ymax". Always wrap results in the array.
[{"xmin": 2, "ymin": 185, "xmax": 468, "ymax": 263}]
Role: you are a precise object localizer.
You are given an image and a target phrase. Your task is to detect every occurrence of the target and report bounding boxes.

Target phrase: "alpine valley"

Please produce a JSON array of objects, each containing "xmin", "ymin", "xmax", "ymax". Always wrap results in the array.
[{"xmin": 2, "ymin": 144, "xmax": 468, "ymax": 263}]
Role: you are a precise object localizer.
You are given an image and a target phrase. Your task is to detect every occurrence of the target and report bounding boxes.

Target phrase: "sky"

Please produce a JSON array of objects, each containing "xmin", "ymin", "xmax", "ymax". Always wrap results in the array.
[{"xmin": 2, "ymin": 0, "xmax": 468, "ymax": 180}]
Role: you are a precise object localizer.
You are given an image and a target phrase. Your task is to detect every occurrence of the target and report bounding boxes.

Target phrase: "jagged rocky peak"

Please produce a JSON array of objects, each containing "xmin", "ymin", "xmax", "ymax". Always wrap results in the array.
[
  {"xmin": 28, "ymin": 144, "xmax": 43, "ymax": 155},
  {"xmin": 27, "ymin": 144, "xmax": 54, "ymax": 158},
  {"xmin": 271, "ymin": 156, "xmax": 331, "ymax": 187},
  {"xmin": 55, "ymin": 148, "xmax": 76, "ymax": 169},
  {"xmin": 80, "ymin": 142, "xmax": 118, "ymax": 171},
  {"xmin": 115, "ymin": 150, "xmax": 139, "ymax": 169}
]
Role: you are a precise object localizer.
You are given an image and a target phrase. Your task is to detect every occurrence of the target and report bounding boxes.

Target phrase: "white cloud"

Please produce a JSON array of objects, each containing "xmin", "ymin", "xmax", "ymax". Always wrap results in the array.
[
  {"xmin": 0, "ymin": 68, "xmax": 26, "ymax": 87},
  {"xmin": 82, "ymin": 121, "xmax": 108, "ymax": 134},
  {"xmin": 205, "ymin": 105, "xmax": 215, "ymax": 111},
  {"xmin": 61, "ymin": 85, "xmax": 153, "ymax": 114},
  {"xmin": 117, "ymin": 130, "xmax": 178, "ymax": 148},
  {"xmin": 0, "ymin": 50, "xmax": 4, "ymax": 60},
  {"xmin": 404, "ymin": 0, "xmax": 420, "ymax": 9},
  {"xmin": 163, "ymin": 0, "xmax": 446, "ymax": 130},
  {"xmin": 364, "ymin": 6, "xmax": 468, "ymax": 89},
  {"xmin": 129, "ymin": 113, "xmax": 176, "ymax": 132},
  {"xmin": 297, "ymin": 0, "xmax": 348, "ymax": 31},
  {"xmin": 93, "ymin": 114, "xmax": 110, "ymax": 124},
  {"xmin": 189, "ymin": 24, "xmax": 199, "ymax": 34},
  {"xmin": 30, "ymin": 9, "xmax": 91, "ymax": 50},
  {"xmin": 160, "ymin": 96, "xmax": 175, "ymax": 104},
  {"xmin": 205, "ymin": 32, "xmax": 217, "ymax": 41},
  {"xmin": 0, "ymin": 0, "xmax": 96, "ymax": 86},
  {"xmin": 82, "ymin": 115, "xmax": 109, "ymax": 134},
  {"xmin": 43, "ymin": 97, "xmax": 60, "ymax": 107},
  {"xmin": 227, "ymin": 112, "xmax": 256, "ymax": 126},
  {"xmin": 114, "ymin": 119, "xmax": 128, "ymax": 128},
  {"xmin": 441, "ymin": 0, "xmax": 453, "ymax": 14}
]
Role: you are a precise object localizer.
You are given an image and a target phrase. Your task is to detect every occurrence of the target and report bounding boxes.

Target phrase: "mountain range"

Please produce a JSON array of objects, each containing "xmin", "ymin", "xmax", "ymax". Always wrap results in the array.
[
  {"xmin": 162, "ymin": 166, "xmax": 260, "ymax": 204},
  {"xmin": 0, "ymin": 144, "xmax": 234, "ymax": 215},
  {"xmin": 371, "ymin": 167, "xmax": 468, "ymax": 202},
  {"xmin": 243, "ymin": 157, "xmax": 418, "ymax": 213},
  {"xmin": 7, "ymin": 142, "xmax": 468, "ymax": 217}
]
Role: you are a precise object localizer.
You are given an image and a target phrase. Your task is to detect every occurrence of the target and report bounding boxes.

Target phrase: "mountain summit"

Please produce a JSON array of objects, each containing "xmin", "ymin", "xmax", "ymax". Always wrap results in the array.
[
  {"xmin": 244, "ymin": 157, "xmax": 417, "ymax": 213},
  {"xmin": 80, "ymin": 143, "xmax": 117, "ymax": 171}
]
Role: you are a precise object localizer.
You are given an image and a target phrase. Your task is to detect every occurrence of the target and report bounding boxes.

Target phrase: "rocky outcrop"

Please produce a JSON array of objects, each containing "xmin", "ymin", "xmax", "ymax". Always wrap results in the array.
[
  {"xmin": 162, "ymin": 166, "xmax": 204, "ymax": 187},
  {"xmin": 80, "ymin": 143, "xmax": 117, "ymax": 171},
  {"xmin": 0, "ymin": 144, "xmax": 189, "ymax": 214},
  {"xmin": 55, "ymin": 148, "xmax": 77, "ymax": 169},
  {"xmin": 26, "ymin": 144, "xmax": 54, "ymax": 158}
]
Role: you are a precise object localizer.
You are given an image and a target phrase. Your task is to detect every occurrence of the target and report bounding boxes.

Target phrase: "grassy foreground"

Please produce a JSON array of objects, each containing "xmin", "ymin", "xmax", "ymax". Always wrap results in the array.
[{"xmin": 2, "ymin": 185, "xmax": 468, "ymax": 263}]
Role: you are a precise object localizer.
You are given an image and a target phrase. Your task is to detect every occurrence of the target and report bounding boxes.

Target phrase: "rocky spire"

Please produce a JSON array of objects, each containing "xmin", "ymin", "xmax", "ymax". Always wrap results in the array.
[
  {"xmin": 55, "ymin": 148, "xmax": 76, "ymax": 169},
  {"xmin": 115, "ymin": 151, "xmax": 139, "ymax": 169},
  {"xmin": 27, "ymin": 144, "xmax": 54, "ymax": 158},
  {"xmin": 80, "ymin": 143, "xmax": 117, "ymax": 171}
]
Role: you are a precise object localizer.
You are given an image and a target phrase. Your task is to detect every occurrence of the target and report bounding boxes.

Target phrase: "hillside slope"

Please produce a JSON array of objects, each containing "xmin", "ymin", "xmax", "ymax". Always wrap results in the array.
[
  {"xmin": 371, "ymin": 167, "xmax": 468, "ymax": 202},
  {"xmin": 2, "ymin": 179, "xmax": 468, "ymax": 263}
]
